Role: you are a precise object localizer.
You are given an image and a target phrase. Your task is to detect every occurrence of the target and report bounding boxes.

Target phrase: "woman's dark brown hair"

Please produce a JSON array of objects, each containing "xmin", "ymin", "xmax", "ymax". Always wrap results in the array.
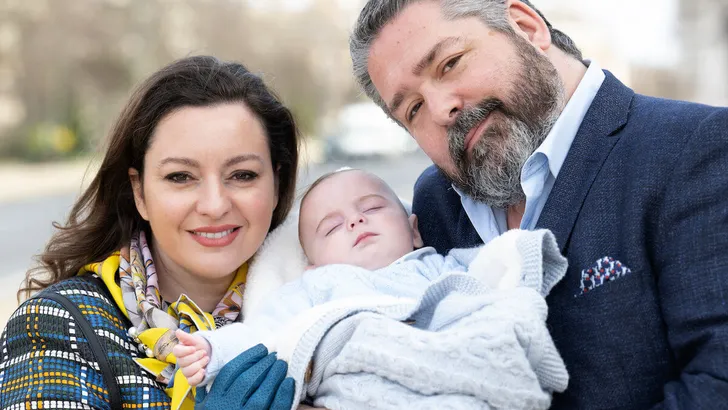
[{"xmin": 20, "ymin": 56, "xmax": 299, "ymax": 300}]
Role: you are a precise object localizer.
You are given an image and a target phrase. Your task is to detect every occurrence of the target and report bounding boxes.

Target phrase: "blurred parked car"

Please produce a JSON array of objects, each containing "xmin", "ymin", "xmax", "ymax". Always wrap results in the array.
[{"xmin": 324, "ymin": 102, "xmax": 419, "ymax": 161}]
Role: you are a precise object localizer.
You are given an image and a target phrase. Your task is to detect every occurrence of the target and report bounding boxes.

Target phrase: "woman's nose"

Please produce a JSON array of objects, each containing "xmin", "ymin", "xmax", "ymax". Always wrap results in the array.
[{"xmin": 196, "ymin": 180, "xmax": 232, "ymax": 219}]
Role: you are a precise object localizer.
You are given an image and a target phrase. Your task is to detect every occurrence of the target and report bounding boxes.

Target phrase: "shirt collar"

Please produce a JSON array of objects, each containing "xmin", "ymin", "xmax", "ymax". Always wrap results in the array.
[
  {"xmin": 392, "ymin": 247, "xmax": 437, "ymax": 265},
  {"xmin": 533, "ymin": 60, "xmax": 606, "ymax": 177}
]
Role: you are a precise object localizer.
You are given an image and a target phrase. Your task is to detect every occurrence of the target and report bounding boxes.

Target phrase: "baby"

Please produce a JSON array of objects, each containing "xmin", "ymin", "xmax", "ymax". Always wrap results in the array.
[{"xmin": 174, "ymin": 169, "xmax": 546, "ymax": 386}]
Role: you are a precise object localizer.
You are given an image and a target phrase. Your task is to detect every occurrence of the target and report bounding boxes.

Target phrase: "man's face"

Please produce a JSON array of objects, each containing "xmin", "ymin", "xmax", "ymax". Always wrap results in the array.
[{"xmin": 367, "ymin": 2, "xmax": 564, "ymax": 208}]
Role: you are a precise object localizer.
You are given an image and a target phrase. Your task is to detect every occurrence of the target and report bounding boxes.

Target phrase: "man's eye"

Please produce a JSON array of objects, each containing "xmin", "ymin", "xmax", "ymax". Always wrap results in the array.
[
  {"xmin": 325, "ymin": 224, "xmax": 341, "ymax": 237},
  {"xmin": 443, "ymin": 55, "xmax": 462, "ymax": 74},
  {"xmin": 408, "ymin": 102, "xmax": 422, "ymax": 122},
  {"xmin": 165, "ymin": 173, "xmax": 191, "ymax": 183},
  {"xmin": 231, "ymin": 171, "xmax": 258, "ymax": 181}
]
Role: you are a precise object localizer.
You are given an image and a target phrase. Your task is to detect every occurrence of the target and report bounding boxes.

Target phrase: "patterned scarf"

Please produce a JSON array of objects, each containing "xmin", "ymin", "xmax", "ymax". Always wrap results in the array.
[{"xmin": 80, "ymin": 230, "xmax": 247, "ymax": 410}]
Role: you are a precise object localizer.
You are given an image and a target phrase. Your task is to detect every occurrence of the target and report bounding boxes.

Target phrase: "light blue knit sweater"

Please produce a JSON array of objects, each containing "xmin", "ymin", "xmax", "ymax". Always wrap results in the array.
[{"xmin": 199, "ymin": 229, "xmax": 569, "ymax": 409}]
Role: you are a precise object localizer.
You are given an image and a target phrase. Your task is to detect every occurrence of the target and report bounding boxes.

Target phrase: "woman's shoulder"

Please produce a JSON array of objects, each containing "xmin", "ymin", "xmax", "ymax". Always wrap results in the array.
[
  {"xmin": 3, "ymin": 275, "xmax": 132, "ymax": 369},
  {"xmin": 16, "ymin": 275, "xmax": 127, "ymax": 333},
  {"xmin": 1, "ymin": 275, "xmax": 171, "ymax": 409},
  {"xmin": 8, "ymin": 275, "xmax": 121, "ymax": 327}
]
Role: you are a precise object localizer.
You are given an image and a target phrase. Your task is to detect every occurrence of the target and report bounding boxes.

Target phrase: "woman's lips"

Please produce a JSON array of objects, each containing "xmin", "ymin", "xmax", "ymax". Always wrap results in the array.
[{"xmin": 189, "ymin": 226, "xmax": 241, "ymax": 247}]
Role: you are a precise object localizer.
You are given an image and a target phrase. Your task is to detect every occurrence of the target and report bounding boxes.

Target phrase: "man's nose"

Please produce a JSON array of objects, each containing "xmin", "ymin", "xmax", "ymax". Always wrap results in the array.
[{"xmin": 426, "ymin": 87, "xmax": 463, "ymax": 127}]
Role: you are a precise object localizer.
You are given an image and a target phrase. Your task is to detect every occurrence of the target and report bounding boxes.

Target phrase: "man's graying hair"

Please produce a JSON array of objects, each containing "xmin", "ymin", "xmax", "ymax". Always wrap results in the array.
[{"xmin": 350, "ymin": 0, "xmax": 582, "ymax": 114}]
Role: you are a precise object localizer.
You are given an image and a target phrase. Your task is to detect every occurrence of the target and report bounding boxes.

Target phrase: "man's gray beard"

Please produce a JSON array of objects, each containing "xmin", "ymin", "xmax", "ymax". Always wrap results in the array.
[{"xmin": 444, "ymin": 35, "xmax": 564, "ymax": 209}]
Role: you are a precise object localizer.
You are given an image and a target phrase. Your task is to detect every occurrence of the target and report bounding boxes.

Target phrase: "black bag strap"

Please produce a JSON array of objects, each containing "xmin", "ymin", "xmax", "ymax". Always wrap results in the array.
[{"xmin": 35, "ymin": 282, "xmax": 123, "ymax": 409}]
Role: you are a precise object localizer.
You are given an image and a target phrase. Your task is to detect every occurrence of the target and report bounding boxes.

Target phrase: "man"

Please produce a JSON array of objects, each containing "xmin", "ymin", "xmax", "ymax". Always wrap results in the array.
[{"xmin": 350, "ymin": 1, "xmax": 728, "ymax": 409}]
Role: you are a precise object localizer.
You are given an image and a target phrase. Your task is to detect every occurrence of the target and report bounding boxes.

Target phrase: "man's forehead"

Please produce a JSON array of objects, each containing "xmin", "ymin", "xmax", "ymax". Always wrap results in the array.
[{"xmin": 367, "ymin": 2, "xmax": 461, "ymax": 105}]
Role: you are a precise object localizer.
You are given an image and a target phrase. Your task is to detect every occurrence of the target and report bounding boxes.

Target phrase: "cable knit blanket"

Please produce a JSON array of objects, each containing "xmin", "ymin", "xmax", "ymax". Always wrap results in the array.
[{"xmin": 238, "ymin": 215, "xmax": 569, "ymax": 410}]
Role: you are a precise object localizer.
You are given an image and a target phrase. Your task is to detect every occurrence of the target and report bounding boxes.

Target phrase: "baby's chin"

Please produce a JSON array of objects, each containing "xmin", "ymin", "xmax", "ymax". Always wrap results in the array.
[
  {"xmin": 352, "ymin": 249, "xmax": 415, "ymax": 271},
  {"xmin": 314, "ymin": 244, "xmax": 415, "ymax": 271}
]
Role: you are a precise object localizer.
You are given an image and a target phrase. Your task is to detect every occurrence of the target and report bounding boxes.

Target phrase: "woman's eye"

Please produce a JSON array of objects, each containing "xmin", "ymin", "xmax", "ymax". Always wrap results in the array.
[
  {"xmin": 325, "ymin": 224, "xmax": 341, "ymax": 237},
  {"xmin": 408, "ymin": 102, "xmax": 422, "ymax": 122},
  {"xmin": 165, "ymin": 173, "xmax": 191, "ymax": 183},
  {"xmin": 443, "ymin": 55, "xmax": 462, "ymax": 74},
  {"xmin": 231, "ymin": 170, "xmax": 258, "ymax": 181}
]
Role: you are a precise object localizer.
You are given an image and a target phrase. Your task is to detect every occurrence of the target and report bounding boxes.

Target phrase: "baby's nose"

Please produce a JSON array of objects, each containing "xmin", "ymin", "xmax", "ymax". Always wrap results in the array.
[{"xmin": 349, "ymin": 217, "xmax": 365, "ymax": 229}]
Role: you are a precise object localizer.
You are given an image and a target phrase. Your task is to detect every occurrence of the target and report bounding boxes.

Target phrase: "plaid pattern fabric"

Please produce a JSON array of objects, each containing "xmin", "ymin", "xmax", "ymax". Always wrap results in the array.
[{"xmin": 0, "ymin": 276, "xmax": 171, "ymax": 409}]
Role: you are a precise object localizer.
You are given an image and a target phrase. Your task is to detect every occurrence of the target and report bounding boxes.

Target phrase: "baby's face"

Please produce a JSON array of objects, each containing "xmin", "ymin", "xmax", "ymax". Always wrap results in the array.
[{"xmin": 299, "ymin": 170, "xmax": 422, "ymax": 270}]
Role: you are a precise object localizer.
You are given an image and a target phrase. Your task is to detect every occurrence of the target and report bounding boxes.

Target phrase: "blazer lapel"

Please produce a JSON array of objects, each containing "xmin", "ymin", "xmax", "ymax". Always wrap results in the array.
[{"xmin": 536, "ymin": 71, "xmax": 634, "ymax": 252}]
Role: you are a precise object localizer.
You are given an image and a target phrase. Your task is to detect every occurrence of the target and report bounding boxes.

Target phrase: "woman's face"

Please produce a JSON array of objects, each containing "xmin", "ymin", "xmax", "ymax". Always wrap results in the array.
[{"xmin": 130, "ymin": 102, "xmax": 278, "ymax": 284}]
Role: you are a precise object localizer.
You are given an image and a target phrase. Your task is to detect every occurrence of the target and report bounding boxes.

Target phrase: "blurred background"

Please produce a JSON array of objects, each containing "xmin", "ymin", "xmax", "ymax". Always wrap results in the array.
[{"xmin": 0, "ymin": 0, "xmax": 726, "ymax": 324}]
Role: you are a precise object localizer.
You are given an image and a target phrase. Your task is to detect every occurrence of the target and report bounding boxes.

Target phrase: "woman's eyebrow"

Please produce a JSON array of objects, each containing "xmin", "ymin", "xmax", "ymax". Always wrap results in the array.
[
  {"xmin": 224, "ymin": 154, "xmax": 264, "ymax": 167},
  {"xmin": 158, "ymin": 157, "xmax": 198, "ymax": 168}
]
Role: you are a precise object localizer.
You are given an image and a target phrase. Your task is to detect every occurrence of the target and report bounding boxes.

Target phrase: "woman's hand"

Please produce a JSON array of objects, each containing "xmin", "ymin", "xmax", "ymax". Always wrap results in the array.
[{"xmin": 195, "ymin": 344, "xmax": 295, "ymax": 410}]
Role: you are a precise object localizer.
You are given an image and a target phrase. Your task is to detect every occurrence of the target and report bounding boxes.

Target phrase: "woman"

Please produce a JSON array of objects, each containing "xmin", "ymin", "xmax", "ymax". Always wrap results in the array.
[{"xmin": 0, "ymin": 56, "xmax": 299, "ymax": 409}]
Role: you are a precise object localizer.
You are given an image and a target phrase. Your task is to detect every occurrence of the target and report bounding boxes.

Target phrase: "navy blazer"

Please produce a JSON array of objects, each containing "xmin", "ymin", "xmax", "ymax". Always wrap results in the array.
[{"xmin": 413, "ymin": 72, "xmax": 728, "ymax": 409}]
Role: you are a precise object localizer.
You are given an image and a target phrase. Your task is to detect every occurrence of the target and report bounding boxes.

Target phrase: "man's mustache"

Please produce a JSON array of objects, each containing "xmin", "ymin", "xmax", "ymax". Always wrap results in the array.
[{"xmin": 448, "ymin": 99, "xmax": 504, "ymax": 146}]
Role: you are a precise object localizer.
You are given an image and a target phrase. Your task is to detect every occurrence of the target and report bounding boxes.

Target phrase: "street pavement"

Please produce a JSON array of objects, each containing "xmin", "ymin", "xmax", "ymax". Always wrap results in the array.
[{"xmin": 0, "ymin": 152, "xmax": 433, "ymax": 326}]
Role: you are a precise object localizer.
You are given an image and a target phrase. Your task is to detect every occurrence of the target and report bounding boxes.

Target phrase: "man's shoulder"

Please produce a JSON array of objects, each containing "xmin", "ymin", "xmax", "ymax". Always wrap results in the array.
[
  {"xmin": 414, "ymin": 164, "xmax": 450, "ymax": 195},
  {"xmin": 612, "ymin": 96, "xmax": 728, "ymax": 181},
  {"xmin": 628, "ymin": 94, "xmax": 727, "ymax": 140},
  {"xmin": 412, "ymin": 165, "xmax": 461, "ymax": 222}
]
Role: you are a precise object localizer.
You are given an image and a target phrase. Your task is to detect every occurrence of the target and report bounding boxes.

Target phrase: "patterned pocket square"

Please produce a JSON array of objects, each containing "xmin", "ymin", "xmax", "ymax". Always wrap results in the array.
[{"xmin": 577, "ymin": 256, "xmax": 632, "ymax": 296}]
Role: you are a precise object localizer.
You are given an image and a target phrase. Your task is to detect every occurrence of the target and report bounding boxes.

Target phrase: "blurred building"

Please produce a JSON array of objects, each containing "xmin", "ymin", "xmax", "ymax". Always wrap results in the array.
[
  {"xmin": 1, "ymin": 0, "xmax": 726, "ymax": 161},
  {"xmin": 0, "ymin": 5, "xmax": 24, "ymax": 138},
  {"xmin": 540, "ymin": 0, "xmax": 728, "ymax": 106},
  {"xmin": 678, "ymin": 0, "xmax": 728, "ymax": 106}
]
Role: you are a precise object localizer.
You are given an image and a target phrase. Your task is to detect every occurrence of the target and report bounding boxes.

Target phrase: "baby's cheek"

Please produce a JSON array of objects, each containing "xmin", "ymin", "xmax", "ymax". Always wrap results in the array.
[{"xmin": 322, "ymin": 241, "xmax": 350, "ymax": 265}]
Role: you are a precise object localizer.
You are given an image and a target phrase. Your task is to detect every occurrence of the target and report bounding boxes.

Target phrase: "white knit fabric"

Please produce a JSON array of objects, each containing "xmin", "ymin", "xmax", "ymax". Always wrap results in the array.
[{"xmin": 216, "ymin": 216, "xmax": 571, "ymax": 409}]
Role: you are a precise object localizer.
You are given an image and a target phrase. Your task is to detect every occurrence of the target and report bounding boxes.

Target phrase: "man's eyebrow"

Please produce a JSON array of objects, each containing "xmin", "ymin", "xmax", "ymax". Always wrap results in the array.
[
  {"xmin": 413, "ymin": 37, "xmax": 461, "ymax": 76},
  {"xmin": 388, "ymin": 36, "xmax": 462, "ymax": 115}
]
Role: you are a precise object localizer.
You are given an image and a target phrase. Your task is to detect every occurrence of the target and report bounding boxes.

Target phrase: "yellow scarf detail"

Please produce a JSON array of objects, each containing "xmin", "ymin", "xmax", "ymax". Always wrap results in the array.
[{"xmin": 80, "ymin": 251, "xmax": 247, "ymax": 410}]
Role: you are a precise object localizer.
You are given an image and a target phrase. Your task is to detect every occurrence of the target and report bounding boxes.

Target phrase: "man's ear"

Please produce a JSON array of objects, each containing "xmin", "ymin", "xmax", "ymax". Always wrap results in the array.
[
  {"xmin": 128, "ymin": 168, "xmax": 149, "ymax": 221},
  {"xmin": 409, "ymin": 214, "xmax": 424, "ymax": 248},
  {"xmin": 506, "ymin": 0, "xmax": 552, "ymax": 52}
]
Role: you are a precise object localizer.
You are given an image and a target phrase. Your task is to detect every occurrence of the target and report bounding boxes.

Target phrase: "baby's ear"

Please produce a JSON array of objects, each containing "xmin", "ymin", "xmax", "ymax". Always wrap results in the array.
[{"xmin": 409, "ymin": 214, "xmax": 424, "ymax": 248}]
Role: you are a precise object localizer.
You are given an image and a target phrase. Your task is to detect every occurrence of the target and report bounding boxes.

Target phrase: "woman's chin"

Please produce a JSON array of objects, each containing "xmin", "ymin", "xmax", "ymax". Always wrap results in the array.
[{"xmin": 186, "ymin": 259, "xmax": 247, "ymax": 283}]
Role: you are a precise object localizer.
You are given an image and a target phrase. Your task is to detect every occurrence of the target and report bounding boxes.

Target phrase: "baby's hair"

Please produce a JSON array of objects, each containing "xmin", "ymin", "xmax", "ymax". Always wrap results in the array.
[
  {"xmin": 299, "ymin": 167, "xmax": 358, "ymax": 209},
  {"xmin": 297, "ymin": 168, "xmax": 408, "ymax": 242}
]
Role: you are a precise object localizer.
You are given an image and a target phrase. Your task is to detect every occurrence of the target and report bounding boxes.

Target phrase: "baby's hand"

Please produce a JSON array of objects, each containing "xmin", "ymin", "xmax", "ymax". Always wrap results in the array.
[{"xmin": 173, "ymin": 329, "xmax": 212, "ymax": 386}]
